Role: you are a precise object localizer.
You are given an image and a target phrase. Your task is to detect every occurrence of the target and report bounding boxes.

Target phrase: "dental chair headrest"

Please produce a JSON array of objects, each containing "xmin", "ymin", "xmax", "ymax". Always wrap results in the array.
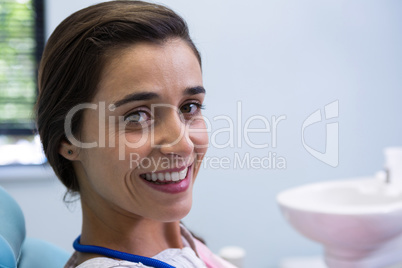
[{"xmin": 0, "ymin": 185, "xmax": 26, "ymax": 268}]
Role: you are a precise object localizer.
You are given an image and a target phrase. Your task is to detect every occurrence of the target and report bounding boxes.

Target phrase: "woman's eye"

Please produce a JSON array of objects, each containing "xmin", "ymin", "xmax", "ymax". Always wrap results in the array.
[
  {"xmin": 124, "ymin": 111, "xmax": 151, "ymax": 124},
  {"xmin": 180, "ymin": 103, "xmax": 203, "ymax": 115}
]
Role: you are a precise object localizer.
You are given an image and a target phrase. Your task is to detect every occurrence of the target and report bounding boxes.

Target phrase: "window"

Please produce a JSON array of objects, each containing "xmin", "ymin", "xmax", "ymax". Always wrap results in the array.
[
  {"xmin": 0, "ymin": 0, "xmax": 44, "ymax": 134},
  {"xmin": 0, "ymin": 0, "xmax": 45, "ymax": 165}
]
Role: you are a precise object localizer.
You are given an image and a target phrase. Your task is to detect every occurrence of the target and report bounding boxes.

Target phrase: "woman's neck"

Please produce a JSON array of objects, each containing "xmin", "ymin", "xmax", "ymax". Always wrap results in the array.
[{"xmin": 76, "ymin": 198, "xmax": 183, "ymax": 265}]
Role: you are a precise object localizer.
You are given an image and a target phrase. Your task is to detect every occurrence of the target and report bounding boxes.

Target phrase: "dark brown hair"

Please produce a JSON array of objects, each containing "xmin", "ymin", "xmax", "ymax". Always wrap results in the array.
[{"xmin": 35, "ymin": 0, "xmax": 201, "ymax": 196}]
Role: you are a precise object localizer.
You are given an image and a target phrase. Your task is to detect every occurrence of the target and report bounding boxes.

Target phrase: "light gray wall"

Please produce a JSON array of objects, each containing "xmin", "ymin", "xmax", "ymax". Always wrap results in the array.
[{"xmin": 2, "ymin": 1, "xmax": 402, "ymax": 267}]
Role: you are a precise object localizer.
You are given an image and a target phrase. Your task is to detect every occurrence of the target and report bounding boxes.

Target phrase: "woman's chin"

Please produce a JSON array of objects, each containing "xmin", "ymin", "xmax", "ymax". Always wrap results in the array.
[{"xmin": 157, "ymin": 202, "xmax": 193, "ymax": 222}]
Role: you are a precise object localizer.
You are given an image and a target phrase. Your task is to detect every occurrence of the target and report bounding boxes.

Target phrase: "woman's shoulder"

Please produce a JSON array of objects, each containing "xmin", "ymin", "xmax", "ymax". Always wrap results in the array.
[
  {"xmin": 64, "ymin": 253, "xmax": 152, "ymax": 268},
  {"xmin": 64, "ymin": 224, "xmax": 235, "ymax": 268},
  {"xmin": 75, "ymin": 257, "xmax": 152, "ymax": 268}
]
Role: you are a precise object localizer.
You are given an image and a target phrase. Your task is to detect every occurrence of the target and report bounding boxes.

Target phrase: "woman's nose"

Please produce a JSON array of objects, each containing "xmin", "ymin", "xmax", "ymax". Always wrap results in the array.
[{"xmin": 154, "ymin": 112, "xmax": 194, "ymax": 158}]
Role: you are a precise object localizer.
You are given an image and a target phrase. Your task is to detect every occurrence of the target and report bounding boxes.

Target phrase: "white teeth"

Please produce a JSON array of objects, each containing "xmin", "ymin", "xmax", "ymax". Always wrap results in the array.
[
  {"xmin": 142, "ymin": 167, "xmax": 189, "ymax": 183},
  {"xmin": 171, "ymin": 172, "xmax": 179, "ymax": 181},
  {"xmin": 179, "ymin": 169, "xmax": 186, "ymax": 180}
]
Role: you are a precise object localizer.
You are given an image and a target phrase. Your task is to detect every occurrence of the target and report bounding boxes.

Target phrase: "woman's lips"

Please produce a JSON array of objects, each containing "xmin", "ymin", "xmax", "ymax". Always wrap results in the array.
[{"xmin": 140, "ymin": 165, "xmax": 192, "ymax": 194}]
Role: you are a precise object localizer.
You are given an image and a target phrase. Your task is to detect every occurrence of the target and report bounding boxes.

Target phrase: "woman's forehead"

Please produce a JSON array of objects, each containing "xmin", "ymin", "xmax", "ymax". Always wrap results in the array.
[{"xmin": 95, "ymin": 39, "xmax": 203, "ymax": 103}]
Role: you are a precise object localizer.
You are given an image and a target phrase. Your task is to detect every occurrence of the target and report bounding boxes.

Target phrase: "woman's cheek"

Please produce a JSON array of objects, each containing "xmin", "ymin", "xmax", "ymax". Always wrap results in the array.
[
  {"xmin": 110, "ymin": 130, "xmax": 152, "ymax": 167},
  {"xmin": 189, "ymin": 119, "xmax": 209, "ymax": 150},
  {"xmin": 123, "ymin": 132, "xmax": 152, "ymax": 169}
]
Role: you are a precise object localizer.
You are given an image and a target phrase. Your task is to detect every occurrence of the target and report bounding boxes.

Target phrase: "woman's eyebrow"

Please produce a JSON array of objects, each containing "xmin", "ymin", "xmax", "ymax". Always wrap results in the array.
[
  {"xmin": 112, "ymin": 86, "xmax": 206, "ymax": 108},
  {"xmin": 113, "ymin": 92, "xmax": 159, "ymax": 108},
  {"xmin": 184, "ymin": 86, "xmax": 206, "ymax": 95}
]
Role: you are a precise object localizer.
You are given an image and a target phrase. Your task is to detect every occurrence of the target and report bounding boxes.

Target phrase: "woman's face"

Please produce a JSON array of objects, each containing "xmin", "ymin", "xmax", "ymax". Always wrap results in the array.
[{"xmin": 72, "ymin": 39, "xmax": 208, "ymax": 222}]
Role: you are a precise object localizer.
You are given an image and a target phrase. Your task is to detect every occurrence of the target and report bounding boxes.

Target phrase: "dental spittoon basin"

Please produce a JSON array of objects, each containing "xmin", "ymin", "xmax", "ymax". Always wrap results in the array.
[{"xmin": 277, "ymin": 147, "xmax": 402, "ymax": 268}]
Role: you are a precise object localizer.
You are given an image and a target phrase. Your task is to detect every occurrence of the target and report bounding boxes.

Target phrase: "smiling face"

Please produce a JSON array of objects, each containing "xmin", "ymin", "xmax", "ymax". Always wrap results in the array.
[{"xmin": 70, "ymin": 38, "xmax": 208, "ymax": 222}]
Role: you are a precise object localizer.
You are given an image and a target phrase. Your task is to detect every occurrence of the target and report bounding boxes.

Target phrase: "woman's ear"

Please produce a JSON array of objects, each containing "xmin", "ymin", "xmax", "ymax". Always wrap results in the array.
[{"xmin": 59, "ymin": 140, "xmax": 80, "ymax": 160}]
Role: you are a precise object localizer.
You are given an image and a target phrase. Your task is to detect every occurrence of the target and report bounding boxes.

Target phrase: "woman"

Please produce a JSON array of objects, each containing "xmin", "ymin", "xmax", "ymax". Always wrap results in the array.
[{"xmin": 36, "ymin": 1, "xmax": 235, "ymax": 267}]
